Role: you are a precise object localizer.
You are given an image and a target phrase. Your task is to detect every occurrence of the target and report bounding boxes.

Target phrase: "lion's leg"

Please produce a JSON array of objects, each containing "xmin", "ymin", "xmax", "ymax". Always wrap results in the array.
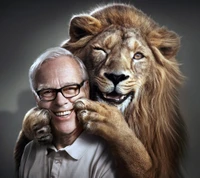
[
  {"xmin": 14, "ymin": 107, "xmax": 53, "ymax": 177},
  {"xmin": 75, "ymin": 98, "xmax": 152, "ymax": 178},
  {"xmin": 22, "ymin": 107, "xmax": 53, "ymax": 144}
]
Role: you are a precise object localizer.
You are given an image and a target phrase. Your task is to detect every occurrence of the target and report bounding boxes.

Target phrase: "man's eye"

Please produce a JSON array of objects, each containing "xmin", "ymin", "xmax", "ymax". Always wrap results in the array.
[
  {"xmin": 133, "ymin": 52, "xmax": 144, "ymax": 60},
  {"xmin": 63, "ymin": 86, "xmax": 78, "ymax": 94},
  {"xmin": 41, "ymin": 90, "xmax": 54, "ymax": 96}
]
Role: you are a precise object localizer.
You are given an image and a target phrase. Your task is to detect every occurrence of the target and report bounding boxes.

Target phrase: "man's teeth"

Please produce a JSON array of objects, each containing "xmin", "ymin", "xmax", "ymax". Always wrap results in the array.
[{"xmin": 55, "ymin": 110, "xmax": 71, "ymax": 116}]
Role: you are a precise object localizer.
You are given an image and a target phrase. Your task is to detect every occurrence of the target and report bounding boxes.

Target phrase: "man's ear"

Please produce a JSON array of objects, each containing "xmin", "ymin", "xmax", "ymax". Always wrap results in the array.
[
  {"xmin": 34, "ymin": 93, "xmax": 40, "ymax": 105},
  {"xmin": 68, "ymin": 15, "xmax": 102, "ymax": 43},
  {"xmin": 148, "ymin": 27, "xmax": 180, "ymax": 60}
]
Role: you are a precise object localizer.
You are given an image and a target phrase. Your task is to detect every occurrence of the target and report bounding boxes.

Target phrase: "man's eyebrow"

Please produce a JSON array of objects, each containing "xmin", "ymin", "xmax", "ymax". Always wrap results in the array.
[
  {"xmin": 37, "ymin": 82, "xmax": 81, "ymax": 91},
  {"xmin": 37, "ymin": 84, "xmax": 51, "ymax": 91},
  {"xmin": 62, "ymin": 82, "xmax": 80, "ymax": 86}
]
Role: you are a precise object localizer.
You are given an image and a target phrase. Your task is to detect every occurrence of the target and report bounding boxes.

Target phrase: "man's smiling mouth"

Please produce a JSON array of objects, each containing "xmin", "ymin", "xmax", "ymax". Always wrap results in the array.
[{"xmin": 54, "ymin": 110, "xmax": 72, "ymax": 117}]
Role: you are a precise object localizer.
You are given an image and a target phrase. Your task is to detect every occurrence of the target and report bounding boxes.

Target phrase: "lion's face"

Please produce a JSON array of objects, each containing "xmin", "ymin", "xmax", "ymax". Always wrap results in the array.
[
  {"xmin": 63, "ymin": 3, "xmax": 181, "ymax": 114},
  {"xmin": 83, "ymin": 26, "xmax": 155, "ymax": 112}
]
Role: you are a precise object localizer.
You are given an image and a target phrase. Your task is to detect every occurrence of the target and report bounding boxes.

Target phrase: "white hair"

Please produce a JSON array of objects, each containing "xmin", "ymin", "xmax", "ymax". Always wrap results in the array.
[{"xmin": 29, "ymin": 47, "xmax": 89, "ymax": 94}]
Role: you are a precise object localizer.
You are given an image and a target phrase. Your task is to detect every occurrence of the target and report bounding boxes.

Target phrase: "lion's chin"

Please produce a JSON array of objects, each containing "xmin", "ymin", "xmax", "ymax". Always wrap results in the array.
[{"xmin": 96, "ymin": 89, "xmax": 134, "ymax": 114}]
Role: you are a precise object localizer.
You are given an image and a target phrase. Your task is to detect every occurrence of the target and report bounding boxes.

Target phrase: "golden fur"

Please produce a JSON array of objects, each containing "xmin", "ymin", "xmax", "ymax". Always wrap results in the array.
[
  {"xmin": 62, "ymin": 3, "xmax": 187, "ymax": 178},
  {"xmin": 21, "ymin": 107, "xmax": 51, "ymax": 140}
]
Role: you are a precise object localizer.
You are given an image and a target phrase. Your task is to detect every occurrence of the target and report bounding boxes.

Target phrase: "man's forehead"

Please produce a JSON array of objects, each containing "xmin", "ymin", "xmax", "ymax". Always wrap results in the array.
[
  {"xmin": 35, "ymin": 57, "xmax": 83, "ymax": 90},
  {"xmin": 41, "ymin": 56, "xmax": 78, "ymax": 66},
  {"xmin": 37, "ymin": 57, "xmax": 81, "ymax": 74}
]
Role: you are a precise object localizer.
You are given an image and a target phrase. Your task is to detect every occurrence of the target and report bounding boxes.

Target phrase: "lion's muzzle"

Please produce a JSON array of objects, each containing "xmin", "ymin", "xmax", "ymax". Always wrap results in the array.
[
  {"xmin": 95, "ymin": 72, "xmax": 134, "ymax": 107},
  {"xmin": 104, "ymin": 73, "xmax": 129, "ymax": 86}
]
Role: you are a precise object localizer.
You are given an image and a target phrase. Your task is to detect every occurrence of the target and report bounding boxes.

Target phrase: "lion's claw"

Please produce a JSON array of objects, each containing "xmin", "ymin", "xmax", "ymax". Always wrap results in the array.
[{"xmin": 34, "ymin": 125, "xmax": 53, "ymax": 144}]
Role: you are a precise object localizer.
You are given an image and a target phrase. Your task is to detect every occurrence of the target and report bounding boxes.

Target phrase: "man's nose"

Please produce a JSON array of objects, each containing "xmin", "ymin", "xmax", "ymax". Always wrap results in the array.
[{"xmin": 54, "ymin": 92, "xmax": 69, "ymax": 105}]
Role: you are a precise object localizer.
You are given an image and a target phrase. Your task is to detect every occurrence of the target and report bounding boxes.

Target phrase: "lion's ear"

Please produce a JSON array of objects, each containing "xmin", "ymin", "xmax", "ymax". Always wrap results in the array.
[
  {"xmin": 148, "ymin": 27, "xmax": 180, "ymax": 59},
  {"xmin": 69, "ymin": 15, "xmax": 102, "ymax": 42}
]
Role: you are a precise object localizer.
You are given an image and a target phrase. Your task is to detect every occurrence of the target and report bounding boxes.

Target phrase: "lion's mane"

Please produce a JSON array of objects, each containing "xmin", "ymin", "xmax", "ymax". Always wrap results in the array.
[{"xmin": 62, "ymin": 3, "xmax": 187, "ymax": 177}]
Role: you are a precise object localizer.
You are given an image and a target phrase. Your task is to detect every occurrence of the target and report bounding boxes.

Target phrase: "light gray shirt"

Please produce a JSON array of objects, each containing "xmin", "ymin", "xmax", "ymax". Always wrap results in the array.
[{"xmin": 19, "ymin": 131, "xmax": 117, "ymax": 178}]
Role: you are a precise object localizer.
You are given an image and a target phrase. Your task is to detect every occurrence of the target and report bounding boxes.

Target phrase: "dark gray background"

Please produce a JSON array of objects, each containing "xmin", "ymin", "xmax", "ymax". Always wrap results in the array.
[{"xmin": 0, "ymin": 0, "xmax": 199, "ymax": 177}]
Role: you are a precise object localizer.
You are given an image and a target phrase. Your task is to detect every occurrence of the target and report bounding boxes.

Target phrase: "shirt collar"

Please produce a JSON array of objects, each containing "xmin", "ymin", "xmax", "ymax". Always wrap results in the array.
[{"xmin": 46, "ymin": 131, "xmax": 92, "ymax": 160}]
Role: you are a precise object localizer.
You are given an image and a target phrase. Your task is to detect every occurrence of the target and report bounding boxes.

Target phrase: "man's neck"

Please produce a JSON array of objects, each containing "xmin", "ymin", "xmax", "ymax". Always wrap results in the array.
[{"xmin": 52, "ymin": 127, "xmax": 83, "ymax": 150}]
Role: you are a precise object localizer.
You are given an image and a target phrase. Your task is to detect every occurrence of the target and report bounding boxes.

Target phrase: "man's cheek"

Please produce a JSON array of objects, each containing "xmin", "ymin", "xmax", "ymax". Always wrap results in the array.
[
  {"xmin": 70, "ymin": 93, "xmax": 86, "ymax": 103},
  {"xmin": 37, "ymin": 101, "xmax": 50, "ymax": 109}
]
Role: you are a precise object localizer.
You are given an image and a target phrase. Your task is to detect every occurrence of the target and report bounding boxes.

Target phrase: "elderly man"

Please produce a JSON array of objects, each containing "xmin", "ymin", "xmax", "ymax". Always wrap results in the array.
[{"xmin": 19, "ymin": 47, "xmax": 116, "ymax": 178}]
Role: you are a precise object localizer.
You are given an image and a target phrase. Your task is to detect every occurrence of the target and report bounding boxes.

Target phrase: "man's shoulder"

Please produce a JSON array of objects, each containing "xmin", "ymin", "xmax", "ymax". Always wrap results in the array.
[
  {"xmin": 78, "ymin": 131, "xmax": 111, "ymax": 155},
  {"xmin": 66, "ymin": 131, "xmax": 110, "ymax": 160},
  {"xmin": 79, "ymin": 131, "xmax": 107, "ymax": 147},
  {"xmin": 24, "ymin": 140, "xmax": 34, "ymax": 150},
  {"xmin": 24, "ymin": 140, "xmax": 47, "ymax": 152}
]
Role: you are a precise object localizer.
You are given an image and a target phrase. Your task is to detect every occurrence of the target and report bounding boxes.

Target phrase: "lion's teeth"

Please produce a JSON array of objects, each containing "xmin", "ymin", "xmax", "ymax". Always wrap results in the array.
[
  {"xmin": 55, "ymin": 110, "xmax": 71, "ymax": 116},
  {"xmin": 103, "ymin": 93, "xmax": 125, "ymax": 101}
]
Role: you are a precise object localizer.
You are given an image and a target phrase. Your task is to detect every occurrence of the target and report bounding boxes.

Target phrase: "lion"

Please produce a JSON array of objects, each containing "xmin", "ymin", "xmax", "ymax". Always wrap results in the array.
[
  {"xmin": 61, "ymin": 3, "xmax": 187, "ymax": 178},
  {"xmin": 14, "ymin": 3, "xmax": 187, "ymax": 178}
]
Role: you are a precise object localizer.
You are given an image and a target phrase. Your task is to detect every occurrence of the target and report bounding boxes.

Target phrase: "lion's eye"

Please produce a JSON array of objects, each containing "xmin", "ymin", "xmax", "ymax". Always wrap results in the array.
[
  {"xmin": 133, "ymin": 52, "xmax": 144, "ymax": 60},
  {"xmin": 94, "ymin": 47, "xmax": 106, "ymax": 53},
  {"xmin": 93, "ymin": 46, "xmax": 107, "ymax": 59}
]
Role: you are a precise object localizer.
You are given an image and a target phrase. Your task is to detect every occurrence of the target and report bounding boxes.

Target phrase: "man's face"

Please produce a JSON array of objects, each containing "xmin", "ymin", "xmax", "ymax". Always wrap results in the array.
[{"xmin": 35, "ymin": 56, "xmax": 89, "ymax": 135}]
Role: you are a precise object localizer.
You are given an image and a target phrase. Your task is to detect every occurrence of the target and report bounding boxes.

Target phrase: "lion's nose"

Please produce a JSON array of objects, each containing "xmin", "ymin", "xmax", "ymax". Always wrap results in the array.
[{"xmin": 104, "ymin": 73, "xmax": 129, "ymax": 86}]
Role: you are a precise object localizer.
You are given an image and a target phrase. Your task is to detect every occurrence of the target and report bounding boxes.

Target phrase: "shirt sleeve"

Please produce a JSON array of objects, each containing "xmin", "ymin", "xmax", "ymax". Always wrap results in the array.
[{"xmin": 18, "ymin": 141, "xmax": 34, "ymax": 178}]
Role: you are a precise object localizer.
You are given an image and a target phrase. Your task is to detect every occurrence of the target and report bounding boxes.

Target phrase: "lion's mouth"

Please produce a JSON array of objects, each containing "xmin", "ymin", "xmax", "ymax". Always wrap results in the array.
[{"xmin": 96, "ymin": 88, "xmax": 134, "ymax": 105}]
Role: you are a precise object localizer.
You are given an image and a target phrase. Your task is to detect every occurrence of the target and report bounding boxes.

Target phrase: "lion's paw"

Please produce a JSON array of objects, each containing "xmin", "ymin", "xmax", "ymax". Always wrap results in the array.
[{"xmin": 33, "ymin": 125, "xmax": 53, "ymax": 144}]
